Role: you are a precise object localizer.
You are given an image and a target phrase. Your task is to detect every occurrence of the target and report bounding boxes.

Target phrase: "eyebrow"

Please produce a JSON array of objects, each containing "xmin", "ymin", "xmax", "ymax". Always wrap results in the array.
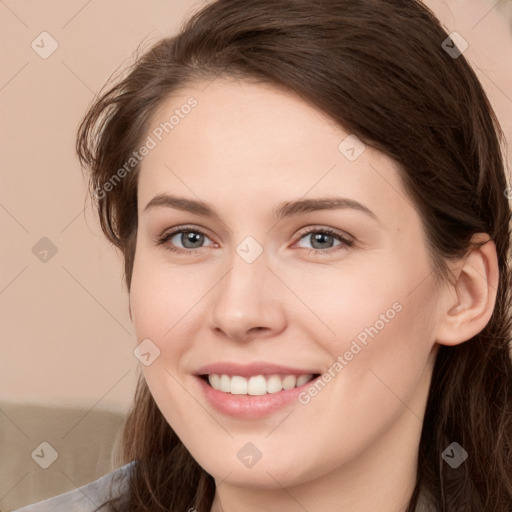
[{"xmin": 143, "ymin": 194, "xmax": 379, "ymax": 222}]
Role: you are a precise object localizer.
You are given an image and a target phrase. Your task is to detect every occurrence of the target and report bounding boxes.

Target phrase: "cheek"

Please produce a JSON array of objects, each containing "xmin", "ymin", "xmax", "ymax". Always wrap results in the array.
[
  {"xmin": 128, "ymin": 254, "xmax": 208, "ymax": 426},
  {"xmin": 319, "ymin": 276, "xmax": 437, "ymax": 426},
  {"xmin": 129, "ymin": 250, "xmax": 208, "ymax": 343},
  {"xmin": 299, "ymin": 258, "xmax": 437, "ymax": 402},
  {"xmin": 295, "ymin": 286, "xmax": 436, "ymax": 470},
  {"xmin": 277, "ymin": 258, "xmax": 426, "ymax": 353}
]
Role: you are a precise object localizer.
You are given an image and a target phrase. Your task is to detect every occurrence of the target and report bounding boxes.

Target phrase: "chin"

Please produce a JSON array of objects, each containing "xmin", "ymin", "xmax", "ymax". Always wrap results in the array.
[{"xmin": 194, "ymin": 448, "xmax": 322, "ymax": 490}]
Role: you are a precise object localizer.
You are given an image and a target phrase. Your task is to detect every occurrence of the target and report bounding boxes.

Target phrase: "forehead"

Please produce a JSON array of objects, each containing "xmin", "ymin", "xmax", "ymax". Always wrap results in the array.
[{"xmin": 137, "ymin": 78, "xmax": 415, "ymax": 230}]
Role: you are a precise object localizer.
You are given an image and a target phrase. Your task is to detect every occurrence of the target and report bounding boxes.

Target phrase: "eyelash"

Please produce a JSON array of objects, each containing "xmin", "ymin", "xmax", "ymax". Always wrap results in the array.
[{"xmin": 156, "ymin": 225, "xmax": 354, "ymax": 256}]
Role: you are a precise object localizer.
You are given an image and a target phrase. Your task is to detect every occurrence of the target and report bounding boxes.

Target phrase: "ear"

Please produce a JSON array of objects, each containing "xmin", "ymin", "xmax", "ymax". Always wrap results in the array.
[{"xmin": 435, "ymin": 233, "xmax": 499, "ymax": 346}]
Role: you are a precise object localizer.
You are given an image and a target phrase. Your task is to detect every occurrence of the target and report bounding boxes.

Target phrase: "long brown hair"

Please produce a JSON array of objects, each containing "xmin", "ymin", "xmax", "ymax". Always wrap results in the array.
[{"xmin": 76, "ymin": 1, "xmax": 512, "ymax": 510}]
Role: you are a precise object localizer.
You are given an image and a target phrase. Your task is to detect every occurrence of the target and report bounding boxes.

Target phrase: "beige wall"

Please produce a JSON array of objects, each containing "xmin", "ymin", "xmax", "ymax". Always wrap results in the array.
[{"xmin": 1, "ymin": 0, "xmax": 511, "ymax": 409}]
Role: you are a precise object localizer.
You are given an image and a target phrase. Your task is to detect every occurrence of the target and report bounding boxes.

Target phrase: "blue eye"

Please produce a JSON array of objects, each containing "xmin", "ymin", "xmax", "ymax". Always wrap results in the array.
[
  {"xmin": 170, "ymin": 231, "xmax": 210, "ymax": 249},
  {"xmin": 295, "ymin": 228, "xmax": 354, "ymax": 254},
  {"xmin": 156, "ymin": 226, "xmax": 354, "ymax": 256},
  {"xmin": 157, "ymin": 228, "xmax": 214, "ymax": 254}
]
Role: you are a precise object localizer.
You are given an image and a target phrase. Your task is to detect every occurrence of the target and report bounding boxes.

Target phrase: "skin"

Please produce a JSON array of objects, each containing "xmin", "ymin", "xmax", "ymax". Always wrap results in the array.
[{"xmin": 128, "ymin": 77, "xmax": 499, "ymax": 512}]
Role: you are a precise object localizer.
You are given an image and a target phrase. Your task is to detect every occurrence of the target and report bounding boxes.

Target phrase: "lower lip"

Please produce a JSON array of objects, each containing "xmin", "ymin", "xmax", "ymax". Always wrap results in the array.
[{"xmin": 195, "ymin": 375, "xmax": 318, "ymax": 419}]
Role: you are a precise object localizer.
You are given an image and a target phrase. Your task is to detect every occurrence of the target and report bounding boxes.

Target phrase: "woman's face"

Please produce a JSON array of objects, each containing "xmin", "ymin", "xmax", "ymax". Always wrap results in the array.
[{"xmin": 129, "ymin": 78, "xmax": 444, "ymax": 490}]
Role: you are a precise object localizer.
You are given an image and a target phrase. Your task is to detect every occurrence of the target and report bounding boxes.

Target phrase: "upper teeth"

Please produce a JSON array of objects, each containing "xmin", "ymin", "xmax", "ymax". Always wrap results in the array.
[{"xmin": 207, "ymin": 374, "xmax": 314, "ymax": 395}]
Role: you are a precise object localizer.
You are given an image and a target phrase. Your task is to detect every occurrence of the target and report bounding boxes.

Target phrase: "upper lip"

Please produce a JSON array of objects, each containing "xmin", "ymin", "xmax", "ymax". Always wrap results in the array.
[{"xmin": 195, "ymin": 362, "xmax": 321, "ymax": 377}]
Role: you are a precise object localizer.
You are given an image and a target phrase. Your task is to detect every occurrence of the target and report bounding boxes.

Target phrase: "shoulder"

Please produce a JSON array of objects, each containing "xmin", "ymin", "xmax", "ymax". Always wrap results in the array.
[{"xmin": 11, "ymin": 461, "xmax": 136, "ymax": 512}]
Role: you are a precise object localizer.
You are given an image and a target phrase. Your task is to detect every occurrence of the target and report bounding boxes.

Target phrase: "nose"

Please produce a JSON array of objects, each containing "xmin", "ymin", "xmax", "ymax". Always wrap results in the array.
[{"xmin": 208, "ymin": 249, "xmax": 287, "ymax": 342}]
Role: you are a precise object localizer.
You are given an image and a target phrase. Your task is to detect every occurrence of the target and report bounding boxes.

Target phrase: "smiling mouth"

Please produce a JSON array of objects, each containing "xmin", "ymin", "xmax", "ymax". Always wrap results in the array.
[{"xmin": 199, "ymin": 373, "xmax": 320, "ymax": 395}]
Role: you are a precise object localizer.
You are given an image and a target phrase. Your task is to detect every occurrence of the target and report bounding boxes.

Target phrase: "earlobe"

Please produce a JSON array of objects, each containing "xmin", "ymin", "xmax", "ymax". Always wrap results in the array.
[{"xmin": 436, "ymin": 233, "xmax": 499, "ymax": 347}]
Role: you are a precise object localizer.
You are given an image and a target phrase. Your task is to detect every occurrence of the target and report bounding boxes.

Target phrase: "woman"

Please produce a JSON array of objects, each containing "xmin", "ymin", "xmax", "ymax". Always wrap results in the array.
[{"xmin": 14, "ymin": 0, "xmax": 512, "ymax": 510}]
